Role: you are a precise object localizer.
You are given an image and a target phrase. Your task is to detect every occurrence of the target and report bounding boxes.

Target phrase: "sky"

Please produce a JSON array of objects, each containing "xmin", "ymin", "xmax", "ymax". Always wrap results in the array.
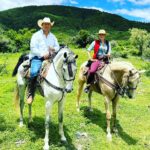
[{"xmin": 0, "ymin": 0, "xmax": 150, "ymax": 22}]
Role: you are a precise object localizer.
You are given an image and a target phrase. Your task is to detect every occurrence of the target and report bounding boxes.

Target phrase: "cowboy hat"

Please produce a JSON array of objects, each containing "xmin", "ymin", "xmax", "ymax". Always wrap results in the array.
[
  {"xmin": 98, "ymin": 29, "xmax": 106, "ymax": 35},
  {"xmin": 37, "ymin": 17, "xmax": 54, "ymax": 28}
]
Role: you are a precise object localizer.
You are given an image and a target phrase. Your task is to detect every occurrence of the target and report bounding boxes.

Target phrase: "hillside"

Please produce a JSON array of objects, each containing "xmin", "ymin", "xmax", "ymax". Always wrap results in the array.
[{"xmin": 0, "ymin": 5, "xmax": 150, "ymax": 33}]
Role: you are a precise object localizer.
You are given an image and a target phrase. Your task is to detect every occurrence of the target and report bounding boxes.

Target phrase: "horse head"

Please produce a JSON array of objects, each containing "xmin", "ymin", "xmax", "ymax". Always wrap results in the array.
[
  {"xmin": 122, "ymin": 68, "xmax": 141, "ymax": 99},
  {"xmin": 53, "ymin": 47, "xmax": 78, "ymax": 93}
]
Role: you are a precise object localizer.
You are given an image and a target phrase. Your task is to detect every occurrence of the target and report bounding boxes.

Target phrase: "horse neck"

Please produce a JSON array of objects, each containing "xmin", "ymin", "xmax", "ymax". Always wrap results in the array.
[{"xmin": 108, "ymin": 62, "xmax": 133, "ymax": 85}]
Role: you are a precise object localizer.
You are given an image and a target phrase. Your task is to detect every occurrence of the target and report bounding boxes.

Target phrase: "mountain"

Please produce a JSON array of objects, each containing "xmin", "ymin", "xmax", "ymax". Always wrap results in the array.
[{"xmin": 0, "ymin": 5, "xmax": 150, "ymax": 33}]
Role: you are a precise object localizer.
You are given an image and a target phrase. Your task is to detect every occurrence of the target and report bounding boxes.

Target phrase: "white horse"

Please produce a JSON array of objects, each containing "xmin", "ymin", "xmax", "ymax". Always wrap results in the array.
[{"xmin": 13, "ymin": 47, "xmax": 78, "ymax": 150}]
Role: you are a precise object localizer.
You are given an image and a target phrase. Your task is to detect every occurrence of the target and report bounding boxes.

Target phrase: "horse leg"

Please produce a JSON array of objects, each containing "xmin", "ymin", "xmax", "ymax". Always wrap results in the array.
[
  {"xmin": 18, "ymin": 85, "xmax": 26, "ymax": 127},
  {"xmin": 58, "ymin": 99, "xmax": 67, "ymax": 142},
  {"xmin": 44, "ymin": 100, "xmax": 52, "ymax": 150},
  {"xmin": 104, "ymin": 96, "xmax": 112, "ymax": 141},
  {"xmin": 28, "ymin": 104, "xmax": 33, "ymax": 123},
  {"xmin": 76, "ymin": 80, "xmax": 85, "ymax": 112},
  {"xmin": 112, "ymin": 95, "xmax": 119, "ymax": 133},
  {"xmin": 88, "ymin": 90, "xmax": 93, "ymax": 112}
]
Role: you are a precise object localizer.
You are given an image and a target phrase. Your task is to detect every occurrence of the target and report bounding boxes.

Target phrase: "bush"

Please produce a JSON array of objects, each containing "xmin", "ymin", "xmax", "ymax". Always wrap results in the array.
[
  {"xmin": 72, "ymin": 30, "xmax": 94, "ymax": 48},
  {"xmin": 0, "ymin": 63, "xmax": 8, "ymax": 76}
]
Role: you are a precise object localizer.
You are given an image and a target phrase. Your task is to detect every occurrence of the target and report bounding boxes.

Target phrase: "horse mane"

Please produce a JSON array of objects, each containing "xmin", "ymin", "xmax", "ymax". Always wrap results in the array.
[{"xmin": 109, "ymin": 61, "xmax": 134, "ymax": 73}]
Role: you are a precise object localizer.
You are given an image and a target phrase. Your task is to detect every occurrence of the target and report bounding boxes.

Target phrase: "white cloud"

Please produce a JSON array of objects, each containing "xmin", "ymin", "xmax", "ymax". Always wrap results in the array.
[
  {"xmin": 128, "ymin": 0, "xmax": 150, "ymax": 5},
  {"xmin": 82, "ymin": 6, "xmax": 104, "ymax": 12},
  {"xmin": 115, "ymin": 8, "xmax": 150, "ymax": 21},
  {"xmin": 107, "ymin": 0, "xmax": 125, "ymax": 5},
  {"xmin": 69, "ymin": 0, "xmax": 78, "ymax": 4},
  {"xmin": 0, "ymin": 0, "xmax": 68, "ymax": 11}
]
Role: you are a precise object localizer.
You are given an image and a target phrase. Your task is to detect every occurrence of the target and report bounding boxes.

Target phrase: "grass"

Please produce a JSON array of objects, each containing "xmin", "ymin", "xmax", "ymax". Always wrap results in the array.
[{"xmin": 0, "ymin": 49, "xmax": 150, "ymax": 150}]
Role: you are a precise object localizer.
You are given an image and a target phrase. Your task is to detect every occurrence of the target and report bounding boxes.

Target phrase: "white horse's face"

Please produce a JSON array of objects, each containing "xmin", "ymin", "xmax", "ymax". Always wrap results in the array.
[
  {"xmin": 62, "ymin": 52, "xmax": 78, "ymax": 93},
  {"xmin": 126, "ymin": 70, "xmax": 140, "ymax": 99}
]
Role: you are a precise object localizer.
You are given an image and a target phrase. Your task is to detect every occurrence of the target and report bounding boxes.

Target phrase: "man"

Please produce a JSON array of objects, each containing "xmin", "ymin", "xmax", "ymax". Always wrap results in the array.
[
  {"xmin": 84, "ymin": 29, "xmax": 111, "ymax": 93},
  {"xmin": 27, "ymin": 17, "xmax": 60, "ymax": 104}
]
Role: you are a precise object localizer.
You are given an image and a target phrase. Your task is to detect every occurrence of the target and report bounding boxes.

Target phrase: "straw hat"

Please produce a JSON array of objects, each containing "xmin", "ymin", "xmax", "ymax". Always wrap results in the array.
[
  {"xmin": 98, "ymin": 29, "xmax": 106, "ymax": 35},
  {"xmin": 37, "ymin": 17, "xmax": 54, "ymax": 28}
]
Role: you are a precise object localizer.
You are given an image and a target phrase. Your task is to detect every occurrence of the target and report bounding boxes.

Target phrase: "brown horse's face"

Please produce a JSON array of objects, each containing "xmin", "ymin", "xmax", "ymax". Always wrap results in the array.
[{"xmin": 125, "ymin": 70, "xmax": 140, "ymax": 99}]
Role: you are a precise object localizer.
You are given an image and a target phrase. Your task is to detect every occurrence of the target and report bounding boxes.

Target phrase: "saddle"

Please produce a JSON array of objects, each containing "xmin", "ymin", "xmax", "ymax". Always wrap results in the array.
[{"xmin": 21, "ymin": 59, "xmax": 50, "ymax": 81}]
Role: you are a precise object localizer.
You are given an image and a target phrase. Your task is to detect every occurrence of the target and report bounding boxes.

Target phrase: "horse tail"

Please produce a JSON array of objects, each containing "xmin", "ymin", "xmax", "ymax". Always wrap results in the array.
[
  {"xmin": 14, "ymin": 84, "xmax": 19, "ymax": 109},
  {"xmin": 12, "ymin": 53, "xmax": 29, "ymax": 77}
]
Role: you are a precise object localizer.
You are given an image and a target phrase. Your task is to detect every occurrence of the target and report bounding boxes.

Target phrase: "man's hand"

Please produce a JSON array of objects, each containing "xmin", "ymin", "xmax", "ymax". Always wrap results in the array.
[
  {"xmin": 43, "ymin": 53, "xmax": 50, "ymax": 60},
  {"xmin": 106, "ymin": 54, "xmax": 111, "ymax": 58}
]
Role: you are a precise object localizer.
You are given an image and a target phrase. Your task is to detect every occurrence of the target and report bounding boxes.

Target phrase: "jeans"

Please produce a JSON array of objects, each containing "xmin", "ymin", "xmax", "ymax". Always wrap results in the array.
[
  {"xmin": 89, "ymin": 60, "xmax": 101, "ymax": 74},
  {"xmin": 30, "ymin": 57, "xmax": 43, "ymax": 78}
]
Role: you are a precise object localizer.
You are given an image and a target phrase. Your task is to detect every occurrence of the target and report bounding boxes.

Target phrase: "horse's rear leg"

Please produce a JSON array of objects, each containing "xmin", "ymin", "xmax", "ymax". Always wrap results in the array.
[
  {"xmin": 104, "ymin": 96, "xmax": 112, "ymax": 141},
  {"xmin": 88, "ymin": 90, "xmax": 93, "ymax": 112},
  {"xmin": 76, "ymin": 80, "xmax": 85, "ymax": 112},
  {"xmin": 28, "ymin": 104, "xmax": 33, "ymax": 123},
  {"xmin": 112, "ymin": 95, "xmax": 119, "ymax": 133},
  {"xmin": 18, "ymin": 85, "xmax": 26, "ymax": 127}
]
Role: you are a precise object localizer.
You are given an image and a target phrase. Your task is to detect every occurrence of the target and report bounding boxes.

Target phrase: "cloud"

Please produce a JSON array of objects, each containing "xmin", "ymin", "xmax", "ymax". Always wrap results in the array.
[
  {"xmin": 107, "ymin": 0, "xmax": 125, "ymax": 5},
  {"xmin": 115, "ymin": 8, "xmax": 150, "ymax": 21},
  {"xmin": 128, "ymin": 0, "xmax": 150, "ymax": 5},
  {"xmin": 0, "ymin": 0, "xmax": 67, "ymax": 11},
  {"xmin": 69, "ymin": 0, "xmax": 78, "ymax": 4},
  {"xmin": 82, "ymin": 6, "xmax": 105, "ymax": 12}
]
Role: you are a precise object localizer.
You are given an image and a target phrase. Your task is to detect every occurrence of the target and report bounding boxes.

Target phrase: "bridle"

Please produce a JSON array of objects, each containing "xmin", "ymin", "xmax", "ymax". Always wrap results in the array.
[
  {"xmin": 122, "ymin": 70, "xmax": 140, "ymax": 96},
  {"xmin": 97, "ymin": 67, "xmax": 140, "ymax": 97}
]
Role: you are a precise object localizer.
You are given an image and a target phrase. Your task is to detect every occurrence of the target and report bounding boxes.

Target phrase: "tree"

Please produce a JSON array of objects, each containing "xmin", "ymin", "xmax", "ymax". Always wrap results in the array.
[
  {"xmin": 72, "ymin": 30, "xmax": 94, "ymax": 48},
  {"xmin": 130, "ymin": 28, "xmax": 149, "ymax": 56}
]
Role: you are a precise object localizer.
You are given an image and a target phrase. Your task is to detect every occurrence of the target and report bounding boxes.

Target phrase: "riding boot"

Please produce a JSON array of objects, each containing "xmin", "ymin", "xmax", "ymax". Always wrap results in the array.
[
  {"xmin": 27, "ymin": 77, "xmax": 37, "ymax": 104},
  {"xmin": 84, "ymin": 73, "xmax": 95, "ymax": 93}
]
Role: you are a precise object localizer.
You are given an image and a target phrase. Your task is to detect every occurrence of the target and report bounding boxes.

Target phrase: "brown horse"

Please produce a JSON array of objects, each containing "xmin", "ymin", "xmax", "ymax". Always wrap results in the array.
[{"xmin": 76, "ymin": 61, "xmax": 143, "ymax": 141}]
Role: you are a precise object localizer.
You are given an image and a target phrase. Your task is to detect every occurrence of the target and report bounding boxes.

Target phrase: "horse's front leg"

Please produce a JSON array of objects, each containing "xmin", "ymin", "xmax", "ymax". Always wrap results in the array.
[
  {"xmin": 88, "ymin": 90, "xmax": 93, "ymax": 112},
  {"xmin": 76, "ymin": 80, "xmax": 85, "ymax": 112},
  {"xmin": 104, "ymin": 96, "xmax": 112, "ymax": 141},
  {"xmin": 18, "ymin": 85, "xmax": 26, "ymax": 127},
  {"xmin": 58, "ymin": 99, "xmax": 67, "ymax": 142},
  {"xmin": 43, "ymin": 100, "xmax": 52, "ymax": 150},
  {"xmin": 112, "ymin": 95, "xmax": 119, "ymax": 133}
]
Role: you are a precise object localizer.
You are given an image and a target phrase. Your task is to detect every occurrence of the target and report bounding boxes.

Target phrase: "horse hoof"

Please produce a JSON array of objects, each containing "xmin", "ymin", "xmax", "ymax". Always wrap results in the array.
[
  {"xmin": 61, "ymin": 136, "xmax": 67, "ymax": 143},
  {"xmin": 19, "ymin": 122, "xmax": 24, "ymax": 127},
  {"xmin": 43, "ymin": 145, "xmax": 49, "ymax": 150},
  {"xmin": 112, "ymin": 128, "xmax": 118, "ymax": 134},
  {"xmin": 77, "ymin": 108, "xmax": 80, "ymax": 112},
  {"xmin": 107, "ymin": 134, "xmax": 112, "ymax": 141},
  {"xmin": 89, "ymin": 108, "xmax": 93, "ymax": 112}
]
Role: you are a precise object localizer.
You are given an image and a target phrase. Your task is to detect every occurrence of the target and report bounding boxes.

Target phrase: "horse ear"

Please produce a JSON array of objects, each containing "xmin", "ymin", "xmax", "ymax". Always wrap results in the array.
[
  {"xmin": 74, "ymin": 55, "xmax": 78, "ymax": 59},
  {"xmin": 64, "ymin": 52, "xmax": 67, "ymax": 58}
]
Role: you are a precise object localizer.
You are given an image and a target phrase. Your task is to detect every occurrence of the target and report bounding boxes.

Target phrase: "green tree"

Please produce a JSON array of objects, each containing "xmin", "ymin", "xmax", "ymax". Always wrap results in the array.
[
  {"xmin": 130, "ymin": 28, "xmax": 149, "ymax": 56},
  {"xmin": 72, "ymin": 30, "xmax": 94, "ymax": 48}
]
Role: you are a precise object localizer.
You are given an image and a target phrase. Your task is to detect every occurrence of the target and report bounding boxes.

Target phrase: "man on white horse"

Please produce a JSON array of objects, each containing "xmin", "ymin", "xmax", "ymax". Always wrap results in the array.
[
  {"xmin": 84, "ymin": 29, "xmax": 111, "ymax": 93},
  {"xmin": 27, "ymin": 17, "xmax": 60, "ymax": 104}
]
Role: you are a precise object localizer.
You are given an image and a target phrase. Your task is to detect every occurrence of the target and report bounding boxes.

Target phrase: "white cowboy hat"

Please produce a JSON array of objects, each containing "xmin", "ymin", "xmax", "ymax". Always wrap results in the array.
[
  {"xmin": 37, "ymin": 17, "xmax": 54, "ymax": 28},
  {"xmin": 98, "ymin": 29, "xmax": 106, "ymax": 35}
]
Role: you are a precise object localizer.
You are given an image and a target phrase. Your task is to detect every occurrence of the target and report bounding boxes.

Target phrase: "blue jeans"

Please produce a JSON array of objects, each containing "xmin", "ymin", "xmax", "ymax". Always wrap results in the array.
[{"xmin": 30, "ymin": 57, "xmax": 43, "ymax": 78}]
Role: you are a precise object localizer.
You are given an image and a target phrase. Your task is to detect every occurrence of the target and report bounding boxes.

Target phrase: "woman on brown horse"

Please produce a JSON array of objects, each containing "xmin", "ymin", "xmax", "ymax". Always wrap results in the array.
[{"xmin": 84, "ymin": 29, "xmax": 111, "ymax": 93}]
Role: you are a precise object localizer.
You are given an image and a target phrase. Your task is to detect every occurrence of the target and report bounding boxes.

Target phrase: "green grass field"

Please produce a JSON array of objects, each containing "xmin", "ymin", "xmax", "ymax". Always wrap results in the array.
[{"xmin": 0, "ymin": 49, "xmax": 150, "ymax": 150}]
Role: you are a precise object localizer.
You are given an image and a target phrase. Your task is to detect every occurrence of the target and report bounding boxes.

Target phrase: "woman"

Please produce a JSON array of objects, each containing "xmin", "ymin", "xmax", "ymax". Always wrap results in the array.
[{"xmin": 84, "ymin": 29, "xmax": 111, "ymax": 93}]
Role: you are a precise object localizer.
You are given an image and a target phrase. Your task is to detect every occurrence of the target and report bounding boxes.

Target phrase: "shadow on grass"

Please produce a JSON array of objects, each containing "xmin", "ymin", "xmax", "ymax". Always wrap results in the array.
[
  {"xmin": 27, "ymin": 116, "xmax": 76, "ymax": 150},
  {"xmin": 81, "ymin": 106, "xmax": 137, "ymax": 145}
]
